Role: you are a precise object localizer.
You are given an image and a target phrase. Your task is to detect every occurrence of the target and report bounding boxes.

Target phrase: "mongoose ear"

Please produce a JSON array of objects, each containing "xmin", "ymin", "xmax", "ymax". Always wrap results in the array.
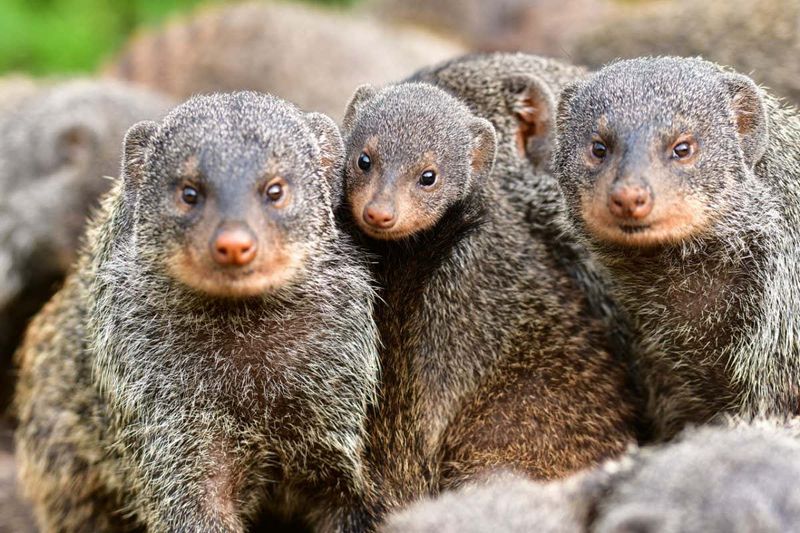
[
  {"xmin": 555, "ymin": 81, "xmax": 583, "ymax": 134},
  {"xmin": 503, "ymin": 74, "xmax": 557, "ymax": 167},
  {"xmin": 54, "ymin": 124, "xmax": 98, "ymax": 168},
  {"xmin": 122, "ymin": 120, "xmax": 157, "ymax": 187},
  {"xmin": 721, "ymin": 73, "xmax": 769, "ymax": 168},
  {"xmin": 306, "ymin": 112, "xmax": 345, "ymax": 208},
  {"xmin": 342, "ymin": 84, "xmax": 378, "ymax": 133},
  {"xmin": 468, "ymin": 117, "xmax": 497, "ymax": 182}
]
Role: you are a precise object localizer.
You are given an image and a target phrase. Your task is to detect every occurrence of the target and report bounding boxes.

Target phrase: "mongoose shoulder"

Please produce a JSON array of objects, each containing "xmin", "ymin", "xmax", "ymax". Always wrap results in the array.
[
  {"xmin": 15, "ymin": 91, "xmax": 379, "ymax": 532},
  {"xmin": 554, "ymin": 56, "xmax": 800, "ymax": 438},
  {"xmin": 340, "ymin": 82, "xmax": 640, "ymax": 525}
]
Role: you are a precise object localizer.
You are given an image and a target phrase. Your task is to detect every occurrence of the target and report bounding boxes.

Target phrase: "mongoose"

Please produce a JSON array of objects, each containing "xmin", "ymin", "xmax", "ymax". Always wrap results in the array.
[
  {"xmin": 340, "ymin": 82, "xmax": 639, "ymax": 525},
  {"xmin": 554, "ymin": 57, "xmax": 800, "ymax": 438},
  {"xmin": 382, "ymin": 419, "xmax": 800, "ymax": 533},
  {"xmin": 372, "ymin": 0, "xmax": 619, "ymax": 58},
  {"xmin": 0, "ymin": 79, "xmax": 173, "ymax": 428},
  {"xmin": 14, "ymin": 92, "xmax": 380, "ymax": 531},
  {"xmin": 103, "ymin": 1, "xmax": 465, "ymax": 122},
  {"xmin": 569, "ymin": 0, "xmax": 800, "ymax": 106}
]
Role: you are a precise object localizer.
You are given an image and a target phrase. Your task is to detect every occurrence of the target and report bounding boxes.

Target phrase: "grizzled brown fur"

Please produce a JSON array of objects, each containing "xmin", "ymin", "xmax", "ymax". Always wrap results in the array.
[
  {"xmin": 15, "ymin": 92, "xmax": 379, "ymax": 532},
  {"xmin": 340, "ymin": 81, "xmax": 640, "ymax": 527},
  {"xmin": 554, "ymin": 57, "xmax": 800, "ymax": 438}
]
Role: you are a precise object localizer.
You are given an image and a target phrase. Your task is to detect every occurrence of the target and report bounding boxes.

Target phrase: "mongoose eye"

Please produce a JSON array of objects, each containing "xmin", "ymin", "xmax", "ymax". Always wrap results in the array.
[
  {"xmin": 357, "ymin": 152, "xmax": 372, "ymax": 172},
  {"xmin": 672, "ymin": 141, "xmax": 693, "ymax": 159},
  {"xmin": 591, "ymin": 141, "xmax": 608, "ymax": 160},
  {"xmin": 181, "ymin": 185, "xmax": 200, "ymax": 205},
  {"xmin": 419, "ymin": 170, "xmax": 437, "ymax": 187},
  {"xmin": 264, "ymin": 179, "xmax": 286, "ymax": 204}
]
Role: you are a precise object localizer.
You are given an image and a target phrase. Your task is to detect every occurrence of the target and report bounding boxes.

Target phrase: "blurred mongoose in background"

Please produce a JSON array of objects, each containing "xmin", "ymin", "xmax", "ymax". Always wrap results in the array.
[
  {"xmin": 0, "ymin": 80, "xmax": 173, "ymax": 427},
  {"xmin": 14, "ymin": 92, "xmax": 379, "ymax": 532},
  {"xmin": 103, "ymin": 1, "xmax": 465, "ymax": 122},
  {"xmin": 382, "ymin": 418, "xmax": 800, "ymax": 533},
  {"xmin": 340, "ymin": 82, "xmax": 639, "ymax": 527},
  {"xmin": 554, "ymin": 57, "xmax": 800, "ymax": 439},
  {"xmin": 570, "ymin": 0, "xmax": 800, "ymax": 106}
]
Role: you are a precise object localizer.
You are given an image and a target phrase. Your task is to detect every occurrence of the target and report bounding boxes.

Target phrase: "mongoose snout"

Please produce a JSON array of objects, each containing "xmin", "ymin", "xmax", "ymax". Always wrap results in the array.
[
  {"xmin": 363, "ymin": 202, "xmax": 397, "ymax": 230},
  {"xmin": 608, "ymin": 181, "xmax": 654, "ymax": 221},
  {"xmin": 210, "ymin": 223, "xmax": 258, "ymax": 267}
]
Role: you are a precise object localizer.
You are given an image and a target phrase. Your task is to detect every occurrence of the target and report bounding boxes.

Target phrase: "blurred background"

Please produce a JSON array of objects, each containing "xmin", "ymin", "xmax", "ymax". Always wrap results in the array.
[{"xmin": 0, "ymin": 0, "xmax": 355, "ymax": 75}]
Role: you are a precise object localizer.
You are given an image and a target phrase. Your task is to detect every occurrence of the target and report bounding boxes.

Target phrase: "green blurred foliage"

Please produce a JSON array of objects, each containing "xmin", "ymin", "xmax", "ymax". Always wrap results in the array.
[{"xmin": 0, "ymin": 0, "xmax": 358, "ymax": 75}]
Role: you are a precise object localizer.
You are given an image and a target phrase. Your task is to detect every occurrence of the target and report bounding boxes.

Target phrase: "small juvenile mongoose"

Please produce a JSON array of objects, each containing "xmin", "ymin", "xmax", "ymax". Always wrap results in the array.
[
  {"xmin": 554, "ymin": 57, "xmax": 800, "ymax": 439},
  {"xmin": 103, "ymin": 1, "xmax": 464, "ymax": 122},
  {"xmin": 569, "ymin": 0, "xmax": 800, "ymax": 106},
  {"xmin": 14, "ymin": 92, "xmax": 379, "ymax": 532},
  {"xmin": 382, "ymin": 419, "xmax": 800, "ymax": 533},
  {"xmin": 0, "ymin": 79, "xmax": 173, "ymax": 427},
  {"xmin": 340, "ymin": 82, "xmax": 640, "ymax": 526}
]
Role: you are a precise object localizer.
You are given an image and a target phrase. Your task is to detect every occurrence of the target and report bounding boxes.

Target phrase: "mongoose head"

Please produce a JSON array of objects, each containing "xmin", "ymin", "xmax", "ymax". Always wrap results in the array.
[
  {"xmin": 341, "ymin": 83, "xmax": 496, "ymax": 240},
  {"xmin": 121, "ymin": 91, "xmax": 344, "ymax": 298},
  {"xmin": 554, "ymin": 57, "xmax": 769, "ymax": 249}
]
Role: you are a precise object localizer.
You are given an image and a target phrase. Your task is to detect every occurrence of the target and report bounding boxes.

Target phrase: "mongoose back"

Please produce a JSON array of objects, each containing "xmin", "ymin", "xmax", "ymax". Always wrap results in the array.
[
  {"xmin": 103, "ymin": 1, "xmax": 465, "ymax": 121},
  {"xmin": 383, "ymin": 419, "xmax": 800, "ymax": 533},
  {"xmin": 340, "ymin": 82, "xmax": 639, "ymax": 525},
  {"xmin": 0, "ymin": 79, "xmax": 173, "ymax": 427},
  {"xmin": 14, "ymin": 92, "xmax": 379, "ymax": 531},
  {"xmin": 554, "ymin": 57, "xmax": 800, "ymax": 438}
]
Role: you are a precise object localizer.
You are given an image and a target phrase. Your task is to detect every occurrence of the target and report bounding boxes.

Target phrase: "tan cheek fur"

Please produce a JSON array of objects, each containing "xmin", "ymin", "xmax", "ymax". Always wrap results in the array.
[
  {"xmin": 580, "ymin": 170, "xmax": 713, "ymax": 248},
  {"xmin": 166, "ymin": 234, "xmax": 307, "ymax": 298}
]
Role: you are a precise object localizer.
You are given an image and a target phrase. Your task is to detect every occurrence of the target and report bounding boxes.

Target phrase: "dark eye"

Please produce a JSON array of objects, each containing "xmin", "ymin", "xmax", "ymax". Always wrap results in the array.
[
  {"xmin": 591, "ymin": 141, "xmax": 608, "ymax": 160},
  {"xmin": 181, "ymin": 185, "xmax": 200, "ymax": 205},
  {"xmin": 357, "ymin": 152, "xmax": 372, "ymax": 172},
  {"xmin": 265, "ymin": 182, "xmax": 284, "ymax": 203},
  {"xmin": 673, "ymin": 141, "xmax": 692, "ymax": 159},
  {"xmin": 419, "ymin": 170, "xmax": 437, "ymax": 187}
]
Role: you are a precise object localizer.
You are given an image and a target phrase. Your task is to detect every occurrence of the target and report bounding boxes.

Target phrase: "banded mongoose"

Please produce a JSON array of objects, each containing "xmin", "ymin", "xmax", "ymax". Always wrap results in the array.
[
  {"xmin": 382, "ymin": 419, "xmax": 800, "ymax": 533},
  {"xmin": 569, "ymin": 0, "xmax": 800, "ymax": 106},
  {"xmin": 103, "ymin": 1, "xmax": 464, "ymax": 122},
  {"xmin": 340, "ymin": 82, "xmax": 639, "ymax": 525},
  {"xmin": 554, "ymin": 57, "xmax": 800, "ymax": 439},
  {"xmin": 373, "ymin": 0, "xmax": 618, "ymax": 59},
  {"xmin": 14, "ymin": 92, "xmax": 379, "ymax": 531},
  {"xmin": 0, "ymin": 80, "xmax": 173, "ymax": 427}
]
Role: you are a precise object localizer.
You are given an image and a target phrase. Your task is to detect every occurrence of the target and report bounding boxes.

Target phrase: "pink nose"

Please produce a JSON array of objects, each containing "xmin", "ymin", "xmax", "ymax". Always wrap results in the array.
[
  {"xmin": 363, "ymin": 205, "xmax": 396, "ymax": 229},
  {"xmin": 211, "ymin": 227, "xmax": 257, "ymax": 266},
  {"xmin": 608, "ymin": 184, "xmax": 654, "ymax": 220}
]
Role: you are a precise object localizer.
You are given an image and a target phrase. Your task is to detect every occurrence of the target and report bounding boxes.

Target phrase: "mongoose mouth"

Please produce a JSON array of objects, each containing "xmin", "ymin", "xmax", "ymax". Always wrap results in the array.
[
  {"xmin": 357, "ymin": 223, "xmax": 422, "ymax": 241},
  {"xmin": 618, "ymin": 224, "xmax": 652, "ymax": 234},
  {"xmin": 581, "ymin": 189, "xmax": 710, "ymax": 249},
  {"xmin": 167, "ymin": 248, "xmax": 305, "ymax": 298}
]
